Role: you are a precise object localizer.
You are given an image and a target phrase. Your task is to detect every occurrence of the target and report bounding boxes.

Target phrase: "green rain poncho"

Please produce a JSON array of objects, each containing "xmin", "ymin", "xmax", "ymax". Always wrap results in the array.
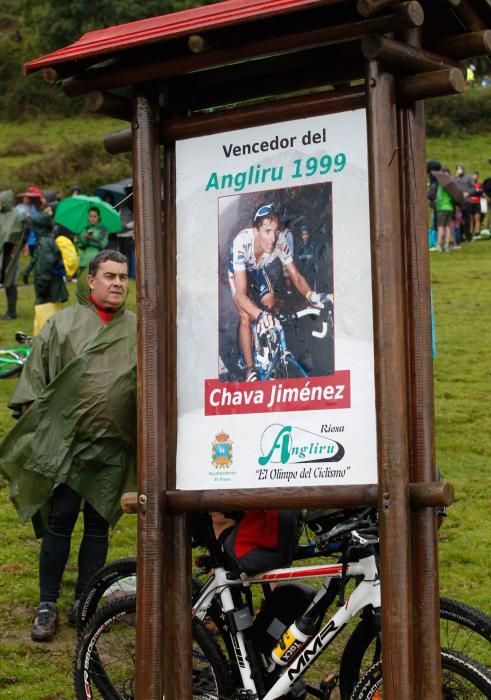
[
  {"xmin": 0, "ymin": 190, "xmax": 24, "ymax": 286},
  {"xmin": 0, "ymin": 273, "xmax": 137, "ymax": 535}
]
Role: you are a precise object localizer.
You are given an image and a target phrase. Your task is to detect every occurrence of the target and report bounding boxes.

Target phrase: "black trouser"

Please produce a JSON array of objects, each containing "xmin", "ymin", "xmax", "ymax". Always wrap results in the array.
[{"xmin": 39, "ymin": 483, "xmax": 109, "ymax": 602}]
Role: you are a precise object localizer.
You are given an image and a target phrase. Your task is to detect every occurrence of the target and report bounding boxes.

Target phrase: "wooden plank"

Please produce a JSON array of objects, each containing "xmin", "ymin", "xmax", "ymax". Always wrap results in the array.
[
  {"xmin": 397, "ymin": 27, "xmax": 442, "ymax": 698},
  {"xmin": 104, "ymin": 85, "xmax": 366, "ymax": 154},
  {"xmin": 366, "ymin": 57, "xmax": 414, "ymax": 699},
  {"xmin": 132, "ymin": 86, "xmax": 165, "ymax": 700}
]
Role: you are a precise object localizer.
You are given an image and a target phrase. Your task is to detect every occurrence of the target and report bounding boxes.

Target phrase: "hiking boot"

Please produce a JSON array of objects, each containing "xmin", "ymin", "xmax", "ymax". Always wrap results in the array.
[
  {"xmin": 67, "ymin": 599, "xmax": 80, "ymax": 627},
  {"xmin": 31, "ymin": 602, "xmax": 58, "ymax": 642}
]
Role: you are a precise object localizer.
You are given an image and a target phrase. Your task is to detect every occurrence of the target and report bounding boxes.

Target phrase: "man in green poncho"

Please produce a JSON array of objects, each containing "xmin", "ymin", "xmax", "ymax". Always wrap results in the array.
[
  {"xmin": 0, "ymin": 249, "xmax": 136, "ymax": 642},
  {"xmin": 0, "ymin": 190, "xmax": 24, "ymax": 320}
]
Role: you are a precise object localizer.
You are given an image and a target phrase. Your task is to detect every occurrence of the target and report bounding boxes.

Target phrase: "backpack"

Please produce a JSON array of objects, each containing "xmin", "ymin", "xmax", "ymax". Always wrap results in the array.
[{"xmin": 222, "ymin": 510, "xmax": 302, "ymax": 575}]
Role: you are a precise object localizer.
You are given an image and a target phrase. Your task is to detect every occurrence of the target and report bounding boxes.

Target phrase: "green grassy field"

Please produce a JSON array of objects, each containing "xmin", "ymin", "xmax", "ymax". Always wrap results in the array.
[
  {"xmin": 0, "ymin": 123, "xmax": 490, "ymax": 697},
  {"xmin": 0, "ymin": 243, "xmax": 489, "ymax": 698}
]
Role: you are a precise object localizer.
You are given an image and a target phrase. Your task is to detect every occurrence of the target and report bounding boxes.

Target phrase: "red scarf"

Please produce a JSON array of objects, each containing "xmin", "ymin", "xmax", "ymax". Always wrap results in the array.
[{"xmin": 90, "ymin": 295, "xmax": 117, "ymax": 325}]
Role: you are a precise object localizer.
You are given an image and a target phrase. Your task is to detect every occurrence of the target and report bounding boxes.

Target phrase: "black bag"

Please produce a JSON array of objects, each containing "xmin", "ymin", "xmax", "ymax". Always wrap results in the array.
[{"xmin": 222, "ymin": 510, "xmax": 301, "ymax": 575}]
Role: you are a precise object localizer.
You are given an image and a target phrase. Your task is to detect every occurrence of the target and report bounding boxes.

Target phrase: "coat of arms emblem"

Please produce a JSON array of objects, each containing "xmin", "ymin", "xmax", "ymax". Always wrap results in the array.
[{"xmin": 212, "ymin": 431, "xmax": 233, "ymax": 468}]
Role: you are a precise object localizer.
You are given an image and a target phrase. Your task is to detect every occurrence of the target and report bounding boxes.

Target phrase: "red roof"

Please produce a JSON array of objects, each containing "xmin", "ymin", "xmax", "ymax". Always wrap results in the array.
[{"xmin": 25, "ymin": 0, "xmax": 336, "ymax": 74}]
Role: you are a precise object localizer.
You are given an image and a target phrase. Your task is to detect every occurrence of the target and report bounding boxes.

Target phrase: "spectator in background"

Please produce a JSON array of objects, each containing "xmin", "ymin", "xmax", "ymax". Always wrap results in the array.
[
  {"xmin": 55, "ymin": 229, "xmax": 79, "ymax": 283},
  {"xmin": 30, "ymin": 212, "xmax": 69, "ymax": 335},
  {"xmin": 435, "ymin": 169, "xmax": 455, "ymax": 252},
  {"xmin": 454, "ymin": 164, "xmax": 474, "ymax": 242},
  {"xmin": 77, "ymin": 207, "xmax": 109, "ymax": 272},
  {"xmin": 16, "ymin": 186, "xmax": 41, "ymax": 284},
  {"xmin": 0, "ymin": 190, "xmax": 24, "ymax": 320},
  {"xmin": 294, "ymin": 225, "xmax": 317, "ymax": 288},
  {"xmin": 469, "ymin": 172, "xmax": 484, "ymax": 239}
]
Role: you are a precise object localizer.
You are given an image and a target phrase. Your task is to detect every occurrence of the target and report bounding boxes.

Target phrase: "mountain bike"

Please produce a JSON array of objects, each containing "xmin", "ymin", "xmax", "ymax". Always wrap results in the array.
[
  {"xmin": 0, "ymin": 332, "xmax": 33, "ymax": 378},
  {"xmin": 73, "ymin": 509, "xmax": 491, "ymax": 699},
  {"xmin": 239, "ymin": 303, "xmax": 333, "ymax": 380}
]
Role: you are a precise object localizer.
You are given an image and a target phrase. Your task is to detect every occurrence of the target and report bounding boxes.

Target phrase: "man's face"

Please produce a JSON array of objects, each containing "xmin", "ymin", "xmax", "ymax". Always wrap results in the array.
[
  {"xmin": 88, "ymin": 209, "xmax": 100, "ymax": 226},
  {"xmin": 456, "ymin": 166, "xmax": 464, "ymax": 176},
  {"xmin": 88, "ymin": 260, "xmax": 129, "ymax": 309},
  {"xmin": 254, "ymin": 216, "xmax": 279, "ymax": 255},
  {"xmin": 302, "ymin": 230, "xmax": 310, "ymax": 245}
]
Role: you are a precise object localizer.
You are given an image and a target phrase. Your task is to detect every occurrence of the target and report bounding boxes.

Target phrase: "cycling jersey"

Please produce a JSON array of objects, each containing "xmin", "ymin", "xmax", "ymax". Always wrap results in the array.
[
  {"xmin": 228, "ymin": 228, "xmax": 293, "ymax": 301},
  {"xmin": 229, "ymin": 228, "xmax": 293, "ymax": 273}
]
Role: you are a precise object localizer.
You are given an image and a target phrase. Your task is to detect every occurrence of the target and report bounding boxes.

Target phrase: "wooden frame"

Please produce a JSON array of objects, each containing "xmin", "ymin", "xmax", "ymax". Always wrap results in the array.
[{"xmin": 24, "ymin": 1, "xmax": 491, "ymax": 697}]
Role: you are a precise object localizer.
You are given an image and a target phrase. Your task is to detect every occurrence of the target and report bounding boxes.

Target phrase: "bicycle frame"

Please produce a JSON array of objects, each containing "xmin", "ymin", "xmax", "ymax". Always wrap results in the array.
[
  {"xmin": 252, "ymin": 307, "xmax": 328, "ymax": 380},
  {"xmin": 192, "ymin": 553, "xmax": 381, "ymax": 699}
]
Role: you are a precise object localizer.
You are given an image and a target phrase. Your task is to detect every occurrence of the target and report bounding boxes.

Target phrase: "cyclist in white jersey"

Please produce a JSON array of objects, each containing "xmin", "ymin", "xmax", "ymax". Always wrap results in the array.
[{"xmin": 228, "ymin": 203, "xmax": 330, "ymax": 381}]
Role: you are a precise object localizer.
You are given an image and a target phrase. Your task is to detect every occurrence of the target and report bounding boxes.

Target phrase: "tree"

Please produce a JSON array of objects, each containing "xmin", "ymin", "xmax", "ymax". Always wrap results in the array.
[{"xmin": 21, "ymin": 0, "xmax": 220, "ymax": 55}]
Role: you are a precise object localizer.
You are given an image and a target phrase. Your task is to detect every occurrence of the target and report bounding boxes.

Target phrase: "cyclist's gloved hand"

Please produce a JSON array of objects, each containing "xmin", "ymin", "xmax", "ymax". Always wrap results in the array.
[
  {"xmin": 256, "ymin": 310, "xmax": 279, "ymax": 336},
  {"xmin": 306, "ymin": 291, "xmax": 333, "ymax": 309}
]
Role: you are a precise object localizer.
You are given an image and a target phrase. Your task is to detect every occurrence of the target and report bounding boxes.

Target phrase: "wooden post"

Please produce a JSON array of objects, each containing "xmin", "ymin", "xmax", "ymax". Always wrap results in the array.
[
  {"xmin": 161, "ymin": 137, "xmax": 194, "ymax": 700},
  {"xmin": 398, "ymin": 26, "xmax": 442, "ymax": 699},
  {"xmin": 366, "ymin": 58, "xmax": 414, "ymax": 698},
  {"xmin": 132, "ymin": 85, "xmax": 165, "ymax": 700}
]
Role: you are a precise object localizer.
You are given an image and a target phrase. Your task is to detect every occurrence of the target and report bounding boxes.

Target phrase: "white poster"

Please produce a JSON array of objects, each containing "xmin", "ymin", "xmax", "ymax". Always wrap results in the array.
[{"xmin": 175, "ymin": 110, "xmax": 377, "ymax": 490}]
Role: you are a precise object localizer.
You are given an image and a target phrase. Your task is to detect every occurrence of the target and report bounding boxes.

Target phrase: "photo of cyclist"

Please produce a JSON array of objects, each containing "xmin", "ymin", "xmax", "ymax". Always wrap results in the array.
[{"xmin": 228, "ymin": 202, "xmax": 332, "ymax": 381}]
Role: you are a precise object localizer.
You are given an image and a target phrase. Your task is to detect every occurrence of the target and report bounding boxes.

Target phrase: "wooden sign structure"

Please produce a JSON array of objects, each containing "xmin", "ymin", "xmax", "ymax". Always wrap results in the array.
[{"xmin": 25, "ymin": 1, "xmax": 490, "ymax": 698}]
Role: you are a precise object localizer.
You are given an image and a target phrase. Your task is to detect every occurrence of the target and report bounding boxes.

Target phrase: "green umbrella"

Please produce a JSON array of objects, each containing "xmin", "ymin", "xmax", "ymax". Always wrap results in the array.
[{"xmin": 54, "ymin": 195, "xmax": 122, "ymax": 234}]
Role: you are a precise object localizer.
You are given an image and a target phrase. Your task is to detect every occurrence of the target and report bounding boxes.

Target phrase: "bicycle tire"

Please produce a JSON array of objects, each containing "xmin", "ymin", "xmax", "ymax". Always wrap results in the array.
[
  {"xmin": 339, "ymin": 598, "xmax": 491, "ymax": 699},
  {"xmin": 77, "ymin": 557, "xmax": 209, "ymax": 634},
  {"xmin": 0, "ymin": 355, "xmax": 24, "ymax": 378},
  {"xmin": 350, "ymin": 648, "xmax": 491, "ymax": 699},
  {"xmin": 73, "ymin": 594, "xmax": 234, "ymax": 700},
  {"xmin": 77, "ymin": 557, "xmax": 137, "ymax": 633}
]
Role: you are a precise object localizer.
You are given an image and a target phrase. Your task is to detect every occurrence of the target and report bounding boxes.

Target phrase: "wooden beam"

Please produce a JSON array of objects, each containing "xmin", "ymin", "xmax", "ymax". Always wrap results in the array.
[
  {"xmin": 432, "ymin": 29, "xmax": 491, "ymax": 59},
  {"xmin": 448, "ymin": 0, "xmax": 488, "ymax": 31},
  {"xmin": 85, "ymin": 90, "xmax": 132, "ymax": 121},
  {"xmin": 104, "ymin": 85, "xmax": 366, "ymax": 154},
  {"xmin": 366, "ymin": 56, "xmax": 413, "ymax": 699},
  {"xmin": 357, "ymin": 0, "xmax": 404, "ymax": 16},
  {"xmin": 132, "ymin": 86, "xmax": 165, "ymax": 700},
  {"xmin": 361, "ymin": 34, "xmax": 464, "ymax": 74},
  {"xmin": 397, "ymin": 67, "xmax": 465, "ymax": 102},
  {"xmin": 62, "ymin": 2, "xmax": 423, "ymax": 97},
  {"xmin": 120, "ymin": 481, "xmax": 454, "ymax": 513},
  {"xmin": 181, "ymin": 44, "xmax": 364, "ymax": 111}
]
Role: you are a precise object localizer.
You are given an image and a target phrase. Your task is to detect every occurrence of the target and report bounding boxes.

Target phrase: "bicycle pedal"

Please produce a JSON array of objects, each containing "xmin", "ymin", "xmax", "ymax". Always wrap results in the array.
[{"xmin": 320, "ymin": 672, "xmax": 338, "ymax": 698}]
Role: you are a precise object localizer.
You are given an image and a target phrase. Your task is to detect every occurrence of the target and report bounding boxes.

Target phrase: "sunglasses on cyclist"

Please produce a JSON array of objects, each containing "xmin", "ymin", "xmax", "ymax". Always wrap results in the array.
[{"xmin": 254, "ymin": 203, "xmax": 276, "ymax": 221}]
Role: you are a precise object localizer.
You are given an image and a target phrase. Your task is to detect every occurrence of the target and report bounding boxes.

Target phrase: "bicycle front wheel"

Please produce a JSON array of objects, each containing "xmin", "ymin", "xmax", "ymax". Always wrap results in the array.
[
  {"xmin": 351, "ymin": 649, "xmax": 491, "ymax": 699},
  {"xmin": 73, "ymin": 594, "xmax": 234, "ymax": 699},
  {"xmin": 339, "ymin": 598, "xmax": 491, "ymax": 699},
  {"xmin": 274, "ymin": 354, "xmax": 308, "ymax": 379}
]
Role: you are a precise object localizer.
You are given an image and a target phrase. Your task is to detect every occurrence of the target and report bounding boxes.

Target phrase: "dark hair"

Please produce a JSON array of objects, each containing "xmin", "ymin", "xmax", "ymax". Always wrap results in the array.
[
  {"xmin": 88, "ymin": 206, "xmax": 101, "ymax": 218},
  {"xmin": 88, "ymin": 250, "xmax": 128, "ymax": 276},
  {"xmin": 253, "ymin": 203, "xmax": 279, "ymax": 229}
]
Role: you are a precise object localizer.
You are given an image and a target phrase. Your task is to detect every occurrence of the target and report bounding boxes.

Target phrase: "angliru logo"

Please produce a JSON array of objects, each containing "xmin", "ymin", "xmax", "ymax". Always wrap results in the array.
[
  {"xmin": 258, "ymin": 424, "xmax": 344, "ymax": 466},
  {"xmin": 212, "ymin": 431, "xmax": 233, "ymax": 468}
]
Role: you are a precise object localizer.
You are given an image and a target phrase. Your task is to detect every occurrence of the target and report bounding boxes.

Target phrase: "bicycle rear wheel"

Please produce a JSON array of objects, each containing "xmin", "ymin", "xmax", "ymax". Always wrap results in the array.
[
  {"xmin": 77, "ymin": 557, "xmax": 137, "ymax": 633},
  {"xmin": 351, "ymin": 649, "xmax": 491, "ymax": 699},
  {"xmin": 73, "ymin": 594, "xmax": 234, "ymax": 699}
]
